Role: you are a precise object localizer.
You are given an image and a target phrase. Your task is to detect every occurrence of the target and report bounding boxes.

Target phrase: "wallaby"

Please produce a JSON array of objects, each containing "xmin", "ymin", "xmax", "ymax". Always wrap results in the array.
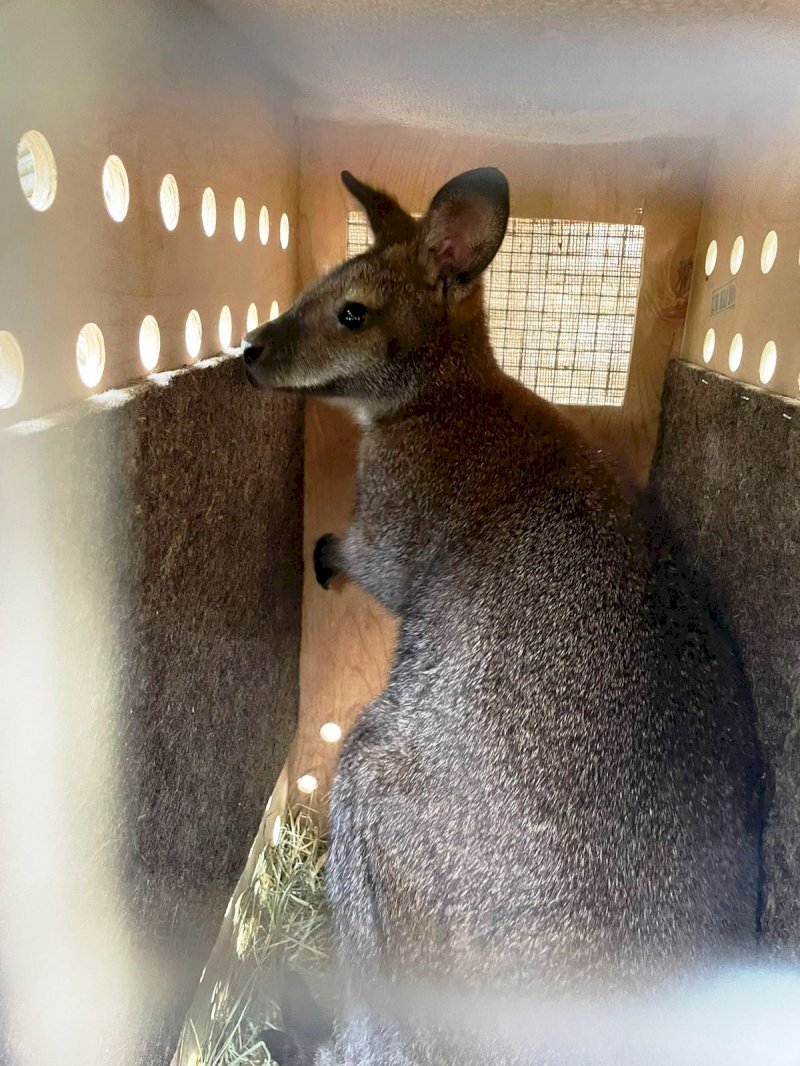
[{"xmin": 242, "ymin": 168, "xmax": 763, "ymax": 1065}]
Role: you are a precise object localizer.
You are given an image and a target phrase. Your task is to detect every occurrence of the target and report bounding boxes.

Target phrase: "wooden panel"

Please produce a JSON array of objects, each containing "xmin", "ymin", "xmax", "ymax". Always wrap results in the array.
[
  {"xmin": 292, "ymin": 398, "xmax": 398, "ymax": 803},
  {"xmin": 289, "ymin": 119, "xmax": 711, "ymax": 803},
  {"xmin": 682, "ymin": 112, "xmax": 800, "ymax": 398},
  {"xmin": 0, "ymin": 0, "xmax": 299, "ymax": 426}
]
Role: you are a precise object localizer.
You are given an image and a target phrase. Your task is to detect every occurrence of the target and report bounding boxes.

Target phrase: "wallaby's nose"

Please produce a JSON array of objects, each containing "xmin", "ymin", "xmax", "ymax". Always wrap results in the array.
[
  {"xmin": 242, "ymin": 315, "xmax": 296, "ymax": 388},
  {"xmin": 241, "ymin": 340, "xmax": 264, "ymax": 366}
]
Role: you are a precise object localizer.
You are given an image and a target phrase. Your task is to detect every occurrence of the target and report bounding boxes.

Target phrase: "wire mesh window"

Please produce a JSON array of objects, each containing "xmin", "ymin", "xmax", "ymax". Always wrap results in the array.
[{"xmin": 346, "ymin": 212, "xmax": 645, "ymax": 407}]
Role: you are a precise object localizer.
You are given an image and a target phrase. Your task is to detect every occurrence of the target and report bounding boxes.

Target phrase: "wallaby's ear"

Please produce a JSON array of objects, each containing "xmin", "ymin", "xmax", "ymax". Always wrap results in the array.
[
  {"xmin": 417, "ymin": 168, "xmax": 509, "ymax": 300},
  {"xmin": 341, "ymin": 170, "xmax": 417, "ymax": 247}
]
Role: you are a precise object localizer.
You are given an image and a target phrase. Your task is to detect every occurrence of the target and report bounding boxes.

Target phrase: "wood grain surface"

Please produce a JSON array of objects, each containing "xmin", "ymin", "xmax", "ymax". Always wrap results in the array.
[{"xmin": 682, "ymin": 111, "xmax": 800, "ymax": 399}]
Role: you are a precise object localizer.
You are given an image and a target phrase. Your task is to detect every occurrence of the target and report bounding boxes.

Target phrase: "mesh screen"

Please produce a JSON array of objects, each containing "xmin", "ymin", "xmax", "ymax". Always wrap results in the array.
[
  {"xmin": 346, "ymin": 212, "xmax": 644, "ymax": 407},
  {"xmin": 346, "ymin": 211, "xmax": 374, "ymax": 263}
]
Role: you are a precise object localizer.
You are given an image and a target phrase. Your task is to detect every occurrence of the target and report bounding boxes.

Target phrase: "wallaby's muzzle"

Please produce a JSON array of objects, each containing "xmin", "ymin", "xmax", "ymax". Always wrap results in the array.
[{"xmin": 241, "ymin": 314, "xmax": 297, "ymax": 390}]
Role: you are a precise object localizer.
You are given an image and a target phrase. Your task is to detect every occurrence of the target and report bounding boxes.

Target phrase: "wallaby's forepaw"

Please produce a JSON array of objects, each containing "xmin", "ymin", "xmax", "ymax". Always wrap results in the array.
[
  {"xmin": 314, "ymin": 533, "xmax": 341, "ymax": 590},
  {"xmin": 259, "ymin": 1027, "xmax": 291, "ymax": 1065},
  {"xmin": 257, "ymin": 969, "xmax": 334, "ymax": 1066}
]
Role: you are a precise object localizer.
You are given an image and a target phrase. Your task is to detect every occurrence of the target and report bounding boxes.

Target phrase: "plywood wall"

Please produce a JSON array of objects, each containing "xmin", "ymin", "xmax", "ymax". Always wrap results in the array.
[
  {"xmin": 0, "ymin": 2, "xmax": 306, "ymax": 1062},
  {"xmin": 289, "ymin": 119, "xmax": 711, "ymax": 802},
  {"xmin": 0, "ymin": 0, "xmax": 300, "ymax": 426},
  {"xmin": 682, "ymin": 111, "xmax": 800, "ymax": 400}
]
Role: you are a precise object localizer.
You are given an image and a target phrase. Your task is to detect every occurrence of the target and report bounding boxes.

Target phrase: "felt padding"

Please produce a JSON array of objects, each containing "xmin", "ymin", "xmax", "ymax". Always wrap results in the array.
[
  {"xmin": 649, "ymin": 359, "xmax": 800, "ymax": 959},
  {"xmin": 0, "ymin": 356, "xmax": 304, "ymax": 1062}
]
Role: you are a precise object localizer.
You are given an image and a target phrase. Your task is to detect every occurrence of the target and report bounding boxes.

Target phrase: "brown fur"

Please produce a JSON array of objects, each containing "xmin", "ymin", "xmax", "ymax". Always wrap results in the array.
[{"xmin": 243, "ymin": 169, "xmax": 763, "ymax": 1065}]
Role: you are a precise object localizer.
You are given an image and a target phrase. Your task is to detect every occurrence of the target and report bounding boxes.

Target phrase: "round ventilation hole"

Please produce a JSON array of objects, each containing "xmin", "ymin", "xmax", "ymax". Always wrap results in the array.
[
  {"xmin": 246, "ymin": 302, "xmax": 259, "ymax": 333},
  {"xmin": 297, "ymin": 774, "xmax": 317, "ymax": 795},
  {"xmin": 759, "ymin": 340, "xmax": 777, "ymax": 384},
  {"xmin": 102, "ymin": 155, "xmax": 129, "ymax": 222},
  {"xmin": 728, "ymin": 333, "xmax": 743, "ymax": 373},
  {"xmin": 280, "ymin": 212, "xmax": 290, "ymax": 250},
  {"xmin": 704, "ymin": 239, "xmax": 717, "ymax": 276},
  {"xmin": 76, "ymin": 323, "xmax": 106, "ymax": 388},
  {"xmin": 218, "ymin": 305, "xmax": 233, "ymax": 349},
  {"xmin": 730, "ymin": 235, "xmax": 744, "ymax": 276},
  {"xmin": 259, "ymin": 205, "xmax": 269, "ymax": 245},
  {"xmin": 139, "ymin": 315, "xmax": 160, "ymax": 371},
  {"xmin": 201, "ymin": 187, "xmax": 216, "ymax": 237},
  {"xmin": 269, "ymin": 300, "xmax": 280, "ymax": 321},
  {"xmin": 0, "ymin": 331, "xmax": 25, "ymax": 409},
  {"xmin": 160, "ymin": 174, "xmax": 180, "ymax": 231},
  {"xmin": 761, "ymin": 230, "xmax": 778, "ymax": 274},
  {"xmin": 234, "ymin": 197, "xmax": 246, "ymax": 242},
  {"xmin": 702, "ymin": 327, "xmax": 715, "ymax": 363},
  {"xmin": 271, "ymin": 816, "xmax": 282, "ymax": 846},
  {"xmin": 185, "ymin": 309, "xmax": 202, "ymax": 359},
  {"xmin": 320, "ymin": 722, "xmax": 342, "ymax": 743},
  {"xmin": 16, "ymin": 130, "xmax": 57, "ymax": 211}
]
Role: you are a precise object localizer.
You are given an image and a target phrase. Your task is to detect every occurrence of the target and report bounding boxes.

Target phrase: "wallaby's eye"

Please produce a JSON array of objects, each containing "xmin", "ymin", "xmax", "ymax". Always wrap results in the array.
[{"xmin": 337, "ymin": 302, "xmax": 369, "ymax": 331}]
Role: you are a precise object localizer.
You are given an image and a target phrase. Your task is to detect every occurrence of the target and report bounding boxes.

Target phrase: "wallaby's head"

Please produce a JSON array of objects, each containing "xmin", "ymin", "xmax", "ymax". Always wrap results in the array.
[{"xmin": 242, "ymin": 167, "xmax": 509, "ymax": 416}]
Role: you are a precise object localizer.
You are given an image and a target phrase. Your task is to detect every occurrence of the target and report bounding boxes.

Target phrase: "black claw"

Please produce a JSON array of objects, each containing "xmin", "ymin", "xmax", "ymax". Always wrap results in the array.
[
  {"xmin": 257, "ymin": 969, "xmax": 335, "ymax": 1066},
  {"xmin": 314, "ymin": 533, "xmax": 339, "ymax": 589},
  {"xmin": 258, "ymin": 1028, "xmax": 289, "ymax": 1064}
]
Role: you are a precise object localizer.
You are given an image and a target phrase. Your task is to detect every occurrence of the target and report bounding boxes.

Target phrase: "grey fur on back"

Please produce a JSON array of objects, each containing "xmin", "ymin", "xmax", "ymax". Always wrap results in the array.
[{"xmin": 243, "ymin": 168, "xmax": 763, "ymax": 1065}]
